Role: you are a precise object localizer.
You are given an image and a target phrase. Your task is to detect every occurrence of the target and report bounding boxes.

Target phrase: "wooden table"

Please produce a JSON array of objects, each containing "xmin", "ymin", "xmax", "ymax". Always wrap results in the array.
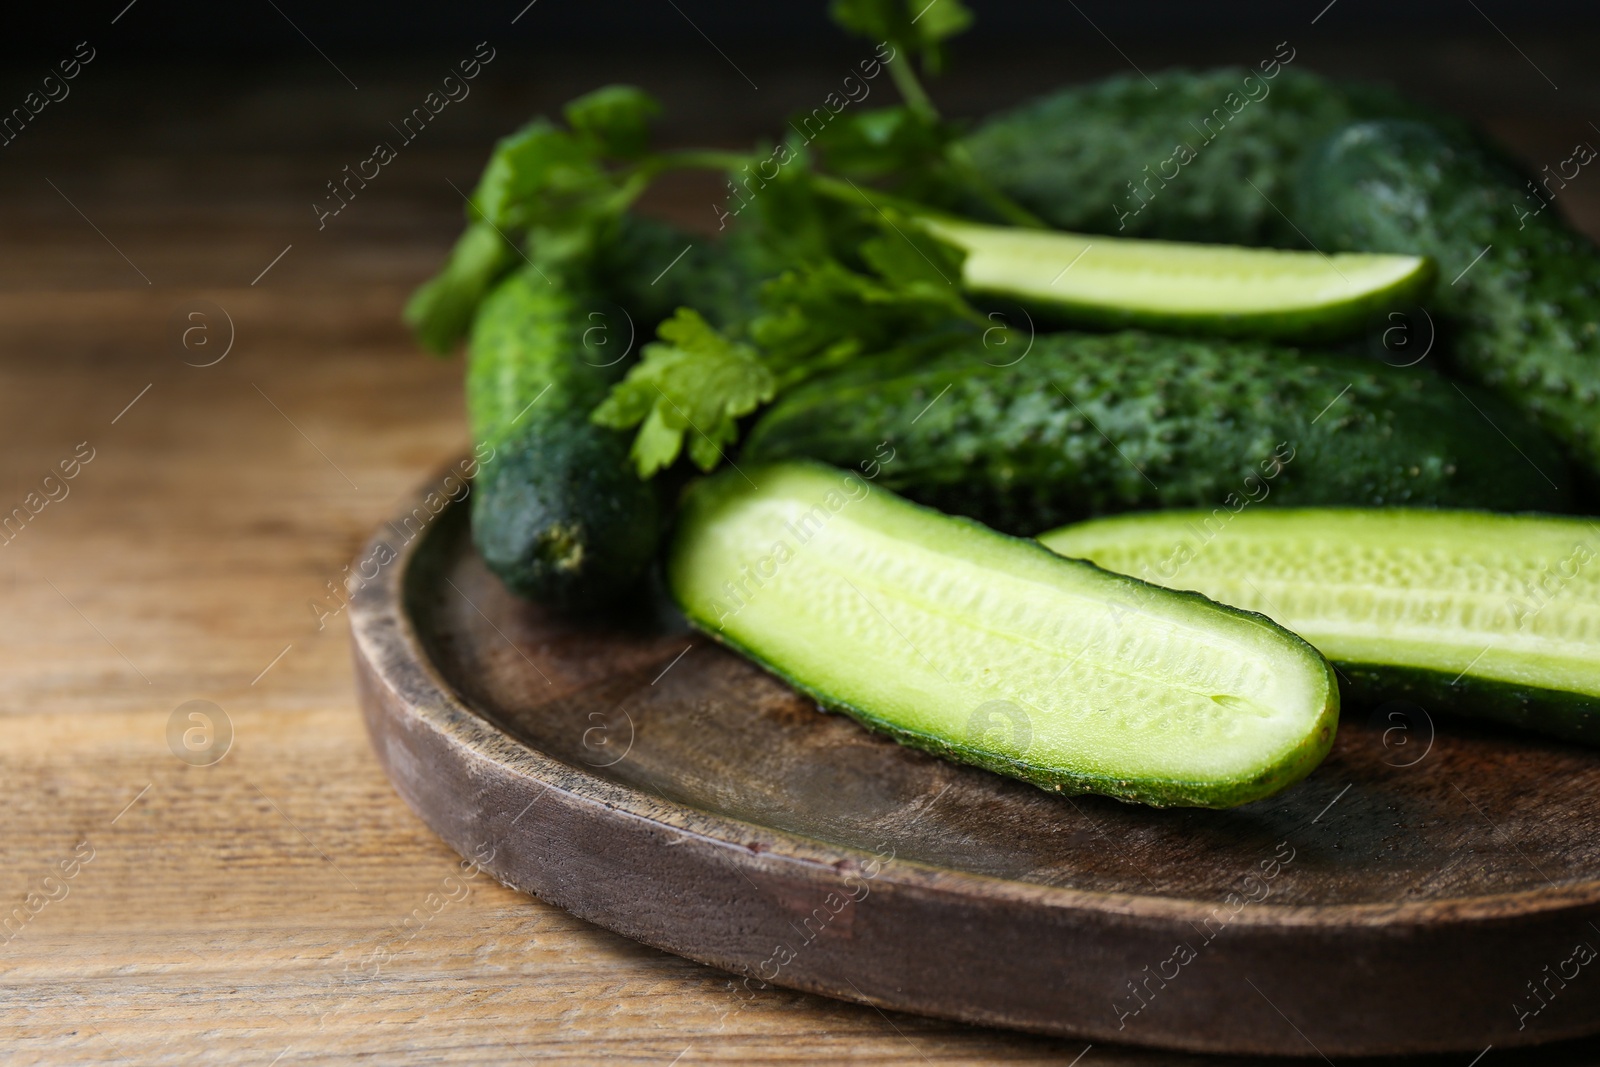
[{"xmin": 5, "ymin": 28, "xmax": 1600, "ymax": 1065}]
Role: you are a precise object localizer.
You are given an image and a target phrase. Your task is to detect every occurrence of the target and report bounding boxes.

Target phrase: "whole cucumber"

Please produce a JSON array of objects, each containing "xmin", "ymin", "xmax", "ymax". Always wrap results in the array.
[
  {"xmin": 467, "ymin": 267, "xmax": 660, "ymax": 610},
  {"xmin": 740, "ymin": 331, "xmax": 1572, "ymax": 535},
  {"xmin": 962, "ymin": 68, "xmax": 1456, "ymax": 246},
  {"xmin": 1296, "ymin": 119, "xmax": 1600, "ymax": 478}
]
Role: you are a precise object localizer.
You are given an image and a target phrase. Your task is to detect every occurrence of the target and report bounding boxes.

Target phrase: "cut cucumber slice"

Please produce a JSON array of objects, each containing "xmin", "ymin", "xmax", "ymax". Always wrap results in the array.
[
  {"xmin": 669, "ymin": 463, "xmax": 1338, "ymax": 807},
  {"xmin": 1041, "ymin": 509, "xmax": 1600, "ymax": 743},
  {"xmin": 920, "ymin": 216, "xmax": 1434, "ymax": 341}
]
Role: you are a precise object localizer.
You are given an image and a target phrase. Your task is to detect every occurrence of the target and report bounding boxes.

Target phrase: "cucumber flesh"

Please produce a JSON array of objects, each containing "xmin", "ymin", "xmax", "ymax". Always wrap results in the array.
[
  {"xmin": 669, "ymin": 463, "xmax": 1339, "ymax": 808},
  {"xmin": 1041, "ymin": 509, "xmax": 1600, "ymax": 739},
  {"xmin": 921, "ymin": 216, "xmax": 1434, "ymax": 340}
]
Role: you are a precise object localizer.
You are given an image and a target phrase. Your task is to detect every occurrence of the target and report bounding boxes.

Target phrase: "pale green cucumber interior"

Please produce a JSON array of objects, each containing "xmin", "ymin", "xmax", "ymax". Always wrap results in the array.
[
  {"xmin": 672, "ymin": 465, "xmax": 1333, "ymax": 788},
  {"xmin": 922, "ymin": 217, "xmax": 1428, "ymax": 317},
  {"xmin": 1042, "ymin": 510, "xmax": 1600, "ymax": 699}
]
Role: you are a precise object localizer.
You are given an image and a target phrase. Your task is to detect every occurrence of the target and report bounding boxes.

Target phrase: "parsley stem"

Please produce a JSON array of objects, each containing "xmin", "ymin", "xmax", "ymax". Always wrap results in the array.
[
  {"xmin": 604, "ymin": 150, "xmax": 756, "ymax": 213},
  {"xmin": 888, "ymin": 54, "xmax": 939, "ymax": 123},
  {"xmin": 644, "ymin": 143, "xmax": 1044, "ymax": 233},
  {"xmin": 648, "ymin": 149, "xmax": 756, "ymax": 174},
  {"xmin": 944, "ymin": 143, "xmax": 1050, "ymax": 229},
  {"xmin": 883, "ymin": 41, "xmax": 1048, "ymax": 230}
]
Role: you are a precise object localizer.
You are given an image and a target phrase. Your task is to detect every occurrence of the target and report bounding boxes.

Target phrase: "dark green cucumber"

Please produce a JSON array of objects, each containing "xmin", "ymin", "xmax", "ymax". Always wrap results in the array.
[
  {"xmin": 670, "ymin": 462, "xmax": 1338, "ymax": 808},
  {"xmin": 1041, "ymin": 509, "xmax": 1600, "ymax": 744},
  {"xmin": 591, "ymin": 214, "xmax": 762, "ymax": 333},
  {"xmin": 920, "ymin": 216, "xmax": 1432, "ymax": 341},
  {"xmin": 741, "ymin": 331, "xmax": 1572, "ymax": 536},
  {"xmin": 468, "ymin": 267, "xmax": 659, "ymax": 610},
  {"xmin": 963, "ymin": 67, "xmax": 1460, "ymax": 245},
  {"xmin": 1296, "ymin": 119, "xmax": 1600, "ymax": 477}
]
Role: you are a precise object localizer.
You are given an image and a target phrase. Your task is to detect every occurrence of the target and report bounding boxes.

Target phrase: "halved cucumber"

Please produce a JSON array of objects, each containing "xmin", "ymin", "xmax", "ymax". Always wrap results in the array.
[
  {"xmin": 1041, "ymin": 509, "xmax": 1600, "ymax": 743},
  {"xmin": 669, "ymin": 463, "xmax": 1339, "ymax": 807},
  {"xmin": 920, "ymin": 216, "xmax": 1434, "ymax": 341}
]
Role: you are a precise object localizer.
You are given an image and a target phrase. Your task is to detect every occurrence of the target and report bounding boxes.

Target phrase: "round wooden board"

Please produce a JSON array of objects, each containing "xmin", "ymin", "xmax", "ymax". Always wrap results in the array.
[{"xmin": 349, "ymin": 476, "xmax": 1600, "ymax": 1058}]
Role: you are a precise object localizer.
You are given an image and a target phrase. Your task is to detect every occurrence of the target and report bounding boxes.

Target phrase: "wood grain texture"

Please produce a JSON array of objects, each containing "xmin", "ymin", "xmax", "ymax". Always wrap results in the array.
[{"xmin": 6, "ymin": 35, "xmax": 1600, "ymax": 1066}]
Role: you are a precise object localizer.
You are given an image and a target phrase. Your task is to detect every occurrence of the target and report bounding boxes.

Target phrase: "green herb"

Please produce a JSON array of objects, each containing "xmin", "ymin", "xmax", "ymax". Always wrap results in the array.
[
  {"xmin": 819, "ymin": 0, "xmax": 1044, "ymax": 227},
  {"xmin": 404, "ymin": 0, "xmax": 1039, "ymax": 476},
  {"xmin": 591, "ymin": 307, "xmax": 775, "ymax": 475},
  {"xmin": 403, "ymin": 96, "xmax": 664, "ymax": 355},
  {"xmin": 562, "ymin": 84, "xmax": 661, "ymax": 160},
  {"xmin": 829, "ymin": 0, "xmax": 974, "ymax": 83},
  {"xmin": 403, "ymin": 221, "xmax": 515, "ymax": 356},
  {"xmin": 592, "ymin": 163, "xmax": 991, "ymax": 477}
]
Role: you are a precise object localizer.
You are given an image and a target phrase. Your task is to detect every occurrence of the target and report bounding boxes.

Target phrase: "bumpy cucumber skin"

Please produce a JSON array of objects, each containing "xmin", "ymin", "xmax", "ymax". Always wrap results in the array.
[
  {"xmin": 592, "ymin": 215, "xmax": 762, "ymax": 333},
  {"xmin": 740, "ymin": 332, "xmax": 1572, "ymax": 536},
  {"xmin": 671, "ymin": 463, "xmax": 1340, "ymax": 809},
  {"xmin": 1296, "ymin": 119, "xmax": 1600, "ymax": 478},
  {"xmin": 468, "ymin": 268, "xmax": 660, "ymax": 611},
  {"xmin": 962, "ymin": 68, "xmax": 1457, "ymax": 245}
]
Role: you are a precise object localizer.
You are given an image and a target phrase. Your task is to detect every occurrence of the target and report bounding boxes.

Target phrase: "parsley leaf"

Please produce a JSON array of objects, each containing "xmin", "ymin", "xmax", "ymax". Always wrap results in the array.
[
  {"xmin": 813, "ymin": 105, "xmax": 949, "ymax": 181},
  {"xmin": 750, "ymin": 236, "xmax": 970, "ymax": 380},
  {"xmin": 564, "ymin": 85, "xmax": 661, "ymax": 161},
  {"xmin": 403, "ymin": 221, "xmax": 516, "ymax": 356},
  {"xmin": 591, "ymin": 308, "xmax": 776, "ymax": 476},
  {"xmin": 470, "ymin": 120, "xmax": 602, "ymax": 233},
  {"xmin": 829, "ymin": 0, "xmax": 973, "ymax": 74},
  {"xmin": 404, "ymin": 89, "xmax": 666, "ymax": 354}
]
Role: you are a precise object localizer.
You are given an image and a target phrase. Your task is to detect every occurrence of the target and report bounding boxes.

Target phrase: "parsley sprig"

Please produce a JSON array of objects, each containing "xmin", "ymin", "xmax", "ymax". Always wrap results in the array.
[{"xmin": 405, "ymin": 0, "xmax": 1040, "ymax": 479}]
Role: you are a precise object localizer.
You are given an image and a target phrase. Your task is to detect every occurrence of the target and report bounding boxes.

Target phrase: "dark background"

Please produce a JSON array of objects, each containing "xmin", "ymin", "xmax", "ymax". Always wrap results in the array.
[{"xmin": 7, "ymin": 0, "xmax": 1600, "ymax": 57}]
